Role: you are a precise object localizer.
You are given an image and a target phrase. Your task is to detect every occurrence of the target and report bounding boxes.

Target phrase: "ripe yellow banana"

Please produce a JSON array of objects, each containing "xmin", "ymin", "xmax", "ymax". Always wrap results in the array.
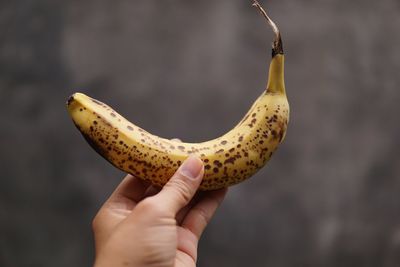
[{"xmin": 66, "ymin": 1, "xmax": 289, "ymax": 190}]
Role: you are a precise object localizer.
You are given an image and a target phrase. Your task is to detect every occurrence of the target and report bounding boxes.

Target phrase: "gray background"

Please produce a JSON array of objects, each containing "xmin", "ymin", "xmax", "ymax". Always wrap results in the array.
[{"xmin": 1, "ymin": 0, "xmax": 400, "ymax": 266}]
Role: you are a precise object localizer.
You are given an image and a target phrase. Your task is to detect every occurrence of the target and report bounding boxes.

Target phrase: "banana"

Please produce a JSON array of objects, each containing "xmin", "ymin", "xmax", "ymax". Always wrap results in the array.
[{"xmin": 66, "ymin": 1, "xmax": 289, "ymax": 191}]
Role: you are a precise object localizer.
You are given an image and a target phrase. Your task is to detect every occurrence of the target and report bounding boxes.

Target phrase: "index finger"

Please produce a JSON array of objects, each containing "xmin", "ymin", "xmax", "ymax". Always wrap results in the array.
[
  {"xmin": 106, "ymin": 174, "xmax": 151, "ymax": 204},
  {"xmin": 181, "ymin": 188, "xmax": 228, "ymax": 239}
]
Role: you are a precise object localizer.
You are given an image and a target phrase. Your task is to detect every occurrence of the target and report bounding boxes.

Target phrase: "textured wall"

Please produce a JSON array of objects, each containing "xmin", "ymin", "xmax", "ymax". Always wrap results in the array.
[{"xmin": 1, "ymin": 0, "xmax": 400, "ymax": 266}]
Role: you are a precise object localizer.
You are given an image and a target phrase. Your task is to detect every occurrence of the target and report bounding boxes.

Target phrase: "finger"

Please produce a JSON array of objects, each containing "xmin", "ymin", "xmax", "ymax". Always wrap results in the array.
[
  {"xmin": 176, "ymin": 227, "xmax": 198, "ymax": 265},
  {"xmin": 181, "ymin": 188, "xmax": 228, "ymax": 239},
  {"xmin": 143, "ymin": 184, "xmax": 162, "ymax": 198},
  {"xmin": 176, "ymin": 193, "xmax": 199, "ymax": 224},
  {"xmin": 176, "ymin": 191, "xmax": 204, "ymax": 224},
  {"xmin": 106, "ymin": 174, "xmax": 151, "ymax": 205},
  {"xmin": 153, "ymin": 156, "xmax": 204, "ymax": 215}
]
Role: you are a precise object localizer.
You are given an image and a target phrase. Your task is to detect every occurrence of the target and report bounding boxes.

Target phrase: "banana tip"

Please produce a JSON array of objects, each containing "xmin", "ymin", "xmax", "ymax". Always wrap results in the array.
[{"xmin": 67, "ymin": 94, "xmax": 75, "ymax": 106}]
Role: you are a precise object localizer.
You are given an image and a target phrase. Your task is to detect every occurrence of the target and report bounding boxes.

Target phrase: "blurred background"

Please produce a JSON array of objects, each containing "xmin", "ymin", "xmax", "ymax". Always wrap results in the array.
[{"xmin": 1, "ymin": 0, "xmax": 400, "ymax": 266}]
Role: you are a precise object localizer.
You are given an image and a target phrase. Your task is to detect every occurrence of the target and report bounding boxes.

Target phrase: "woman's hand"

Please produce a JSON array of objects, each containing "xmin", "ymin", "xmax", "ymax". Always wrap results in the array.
[{"xmin": 92, "ymin": 156, "xmax": 228, "ymax": 267}]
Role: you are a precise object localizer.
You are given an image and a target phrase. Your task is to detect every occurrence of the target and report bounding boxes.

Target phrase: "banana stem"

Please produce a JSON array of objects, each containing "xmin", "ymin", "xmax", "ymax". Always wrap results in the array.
[
  {"xmin": 266, "ymin": 54, "xmax": 285, "ymax": 94},
  {"xmin": 250, "ymin": 0, "xmax": 284, "ymax": 57}
]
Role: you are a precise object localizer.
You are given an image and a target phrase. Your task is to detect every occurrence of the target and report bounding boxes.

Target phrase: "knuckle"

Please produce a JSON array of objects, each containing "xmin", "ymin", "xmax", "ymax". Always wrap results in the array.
[
  {"xmin": 137, "ymin": 197, "xmax": 164, "ymax": 214},
  {"xmin": 91, "ymin": 212, "xmax": 103, "ymax": 232},
  {"xmin": 193, "ymin": 206, "xmax": 210, "ymax": 225}
]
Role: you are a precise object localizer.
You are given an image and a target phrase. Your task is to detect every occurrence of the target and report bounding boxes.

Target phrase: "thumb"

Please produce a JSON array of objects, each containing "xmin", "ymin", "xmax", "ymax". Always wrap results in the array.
[{"xmin": 153, "ymin": 156, "xmax": 204, "ymax": 215}]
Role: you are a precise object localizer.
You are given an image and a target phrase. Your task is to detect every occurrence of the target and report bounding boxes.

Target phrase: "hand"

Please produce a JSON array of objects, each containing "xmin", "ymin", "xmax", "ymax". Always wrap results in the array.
[{"xmin": 92, "ymin": 156, "xmax": 228, "ymax": 267}]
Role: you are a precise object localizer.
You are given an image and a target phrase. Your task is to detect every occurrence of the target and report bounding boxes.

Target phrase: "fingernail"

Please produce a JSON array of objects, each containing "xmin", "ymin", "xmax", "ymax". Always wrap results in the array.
[{"xmin": 180, "ymin": 156, "xmax": 203, "ymax": 179}]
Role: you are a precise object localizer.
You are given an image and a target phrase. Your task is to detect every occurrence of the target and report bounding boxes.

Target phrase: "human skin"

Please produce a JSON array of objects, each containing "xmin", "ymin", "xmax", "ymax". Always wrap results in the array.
[{"xmin": 92, "ymin": 156, "xmax": 228, "ymax": 267}]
